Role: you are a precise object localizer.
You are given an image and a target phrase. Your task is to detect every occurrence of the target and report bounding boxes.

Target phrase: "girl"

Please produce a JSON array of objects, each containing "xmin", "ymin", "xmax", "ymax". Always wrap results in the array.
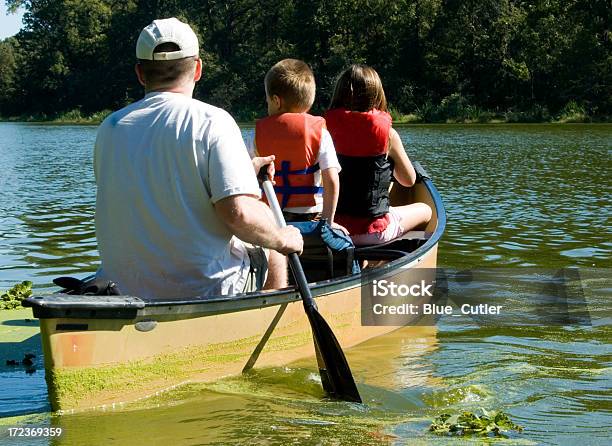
[{"xmin": 324, "ymin": 64, "xmax": 431, "ymax": 245}]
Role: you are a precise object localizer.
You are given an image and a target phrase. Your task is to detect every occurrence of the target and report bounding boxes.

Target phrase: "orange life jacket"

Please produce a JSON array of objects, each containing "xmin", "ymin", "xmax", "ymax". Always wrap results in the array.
[{"xmin": 255, "ymin": 113, "xmax": 325, "ymax": 209}]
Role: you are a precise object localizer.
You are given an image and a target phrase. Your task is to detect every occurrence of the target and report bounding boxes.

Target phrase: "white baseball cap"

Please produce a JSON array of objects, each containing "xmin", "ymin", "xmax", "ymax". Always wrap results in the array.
[{"xmin": 136, "ymin": 18, "xmax": 199, "ymax": 61}]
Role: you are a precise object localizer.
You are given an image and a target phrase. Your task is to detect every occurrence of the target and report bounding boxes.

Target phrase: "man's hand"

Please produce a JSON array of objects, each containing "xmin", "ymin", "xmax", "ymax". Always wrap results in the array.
[
  {"xmin": 277, "ymin": 226, "xmax": 304, "ymax": 255},
  {"xmin": 252, "ymin": 155, "xmax": 275, "ymax": 183}
]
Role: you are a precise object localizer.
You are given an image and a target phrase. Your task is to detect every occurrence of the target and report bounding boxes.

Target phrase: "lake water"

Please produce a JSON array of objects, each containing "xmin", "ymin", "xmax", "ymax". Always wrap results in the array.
[{"xmin": 0, "ymin": 122, "xmax": 610, "ymax": 444}]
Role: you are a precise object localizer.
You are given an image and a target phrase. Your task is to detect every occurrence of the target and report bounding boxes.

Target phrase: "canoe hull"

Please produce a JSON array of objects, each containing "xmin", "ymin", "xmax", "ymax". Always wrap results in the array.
[
  {"xmin": 26, "ymin": 168, "xmax": 446, "ymax": 412},
  {"xmin": 39, "ymin": 245, "xmax": 438, "ymax": 412}
]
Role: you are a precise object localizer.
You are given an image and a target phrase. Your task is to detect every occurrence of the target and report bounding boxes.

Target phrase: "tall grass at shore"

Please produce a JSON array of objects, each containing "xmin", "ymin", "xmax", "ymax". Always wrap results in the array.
[
  {"xmin": 1, "ymin": 99, "xmax": 602, "ymax": 125},
  {"xmin": 392, "ymin": 94, "xmax": 595, "ymax": 124},
  {"xmin": 1, "ymin": 109, "xmax": 112, "ymax": 124}
]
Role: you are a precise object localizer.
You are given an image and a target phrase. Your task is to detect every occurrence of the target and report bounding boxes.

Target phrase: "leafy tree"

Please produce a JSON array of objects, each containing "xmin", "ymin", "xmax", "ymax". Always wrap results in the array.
[
  {"xmin": 1, "ymin": 0, "xmax": 609, "ymax": 120},
  {"xmin": 0, "ymin": 37, "xmax": 18, "ymax": 114}
]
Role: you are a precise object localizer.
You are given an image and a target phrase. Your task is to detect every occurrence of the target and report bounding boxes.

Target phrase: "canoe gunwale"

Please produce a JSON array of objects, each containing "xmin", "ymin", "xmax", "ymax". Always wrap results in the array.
[{"xmin": 24, "ymin": 177, "xmax": 446, "ymax": 320}]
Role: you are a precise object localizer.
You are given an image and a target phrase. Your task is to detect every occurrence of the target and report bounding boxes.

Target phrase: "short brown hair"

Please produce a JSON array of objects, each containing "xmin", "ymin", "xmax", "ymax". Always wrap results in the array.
[
  {"xmin": 264, "ymin": 59, "xmax": 316, "ymax": 111},
  {"xmin": 329, "ymin": 64, "xmax": 387, "ymax": 112},
  {"xmin": 138, "ymin": 42, "xmax": 197, "ymax": 89}
]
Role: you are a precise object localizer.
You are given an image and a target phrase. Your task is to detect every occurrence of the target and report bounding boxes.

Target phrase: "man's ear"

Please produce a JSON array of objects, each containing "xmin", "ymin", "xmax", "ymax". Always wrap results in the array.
[
  {"xmin": 194, "ymin": 58, "xmax": 202, "ymax": 82},
  {"xmin": 135, "ymin": 63, "xmax": 146, "ymax": 87}
]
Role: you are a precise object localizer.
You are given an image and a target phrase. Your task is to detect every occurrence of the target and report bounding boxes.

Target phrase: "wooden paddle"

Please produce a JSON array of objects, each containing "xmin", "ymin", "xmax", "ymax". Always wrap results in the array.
[{"xmin": 261, "ymin": 177, "xmax": 362, "ymax": 403}]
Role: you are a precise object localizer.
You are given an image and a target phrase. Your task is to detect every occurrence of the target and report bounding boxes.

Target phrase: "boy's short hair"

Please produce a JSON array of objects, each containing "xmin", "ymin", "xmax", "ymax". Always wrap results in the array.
[
  {"xmin": 138, "ymin": 42, "xmax": 197, "ymax": 89},
  {"xmin": 264, "ymin": 59, "xmax": 316, "ymax": 111}
]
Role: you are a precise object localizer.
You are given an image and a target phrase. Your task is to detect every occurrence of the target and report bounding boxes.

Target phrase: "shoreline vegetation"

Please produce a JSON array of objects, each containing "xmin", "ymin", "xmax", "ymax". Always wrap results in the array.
[
  {"xmin": 1, "ymin": 98, "xmax": 606, "ymax": 125},
  {"xmin": 0, "ymin": 2, "xmax": 608, "ymax": 127}
]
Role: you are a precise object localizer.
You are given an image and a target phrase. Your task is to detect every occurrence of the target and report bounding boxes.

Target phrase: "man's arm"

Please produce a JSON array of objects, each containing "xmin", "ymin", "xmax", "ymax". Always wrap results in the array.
[{"xmin": 214, "ymin": 194, "xmax": 303, "ymax": 255}]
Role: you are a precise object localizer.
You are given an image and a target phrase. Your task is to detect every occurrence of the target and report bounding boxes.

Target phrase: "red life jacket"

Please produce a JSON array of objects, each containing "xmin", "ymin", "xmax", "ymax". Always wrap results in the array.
[
  {"xmin": 324, "ymin": 108, "xmax": 391, "ymax": 157},
  {"xmin": 255, "ymin": 113, "xmax": 325, "ymax": 209},
  {"xmin": 324, "ymin": 108, "xmax": 393, "ymax": 235}
]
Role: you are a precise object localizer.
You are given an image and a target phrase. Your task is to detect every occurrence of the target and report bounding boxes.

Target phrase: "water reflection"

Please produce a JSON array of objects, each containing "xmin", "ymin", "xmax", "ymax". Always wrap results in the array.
[
  {"xmin": 19, "ymin": 205, "xmax": 97, "ymax": 279},
  {"xmin": 0, "ymin": 122, "xmax": 610, "ymax": 444},
  {"xmin": 43, "ymin": 325, "xmax": 440, "ymax": 445},
  {"xmin": 406, "ymin": 125, "xmax": 611, "ymax": 269},
  {"xmin": 0, "ymin": 124, "xmax": 98, "ymax": 290},
  {"xmin": 1, "ymin": 123, "xmax": 610, "ymax": 292}
]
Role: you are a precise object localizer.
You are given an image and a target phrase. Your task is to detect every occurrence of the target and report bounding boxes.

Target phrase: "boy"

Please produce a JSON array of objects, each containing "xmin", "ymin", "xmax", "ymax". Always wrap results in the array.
[{"xmin": 247, "ymin": 59, "xmax": 342, "ymax": 225}]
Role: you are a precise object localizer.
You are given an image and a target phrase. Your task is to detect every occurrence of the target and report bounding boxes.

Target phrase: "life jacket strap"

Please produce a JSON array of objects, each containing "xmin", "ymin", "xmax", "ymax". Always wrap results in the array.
[{"xmin": 274, "ymin": 160, "xmax": 322, "ymax": 208}]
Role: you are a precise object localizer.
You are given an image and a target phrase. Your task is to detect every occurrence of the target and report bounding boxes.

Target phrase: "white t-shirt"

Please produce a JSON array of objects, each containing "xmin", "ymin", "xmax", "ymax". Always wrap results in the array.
[
  {"xmin": 94, "ymin": 92, "xmax": 260, "ymax": 299},
  {"xmin": 245, "ymin": 128, "xmax": 341, "ymax": 213}
]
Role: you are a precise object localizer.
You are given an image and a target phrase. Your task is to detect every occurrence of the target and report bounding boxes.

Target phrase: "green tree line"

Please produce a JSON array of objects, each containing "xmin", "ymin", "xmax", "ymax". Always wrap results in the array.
[{"xmin": 0, "ymin": 0, "xmax": 610, "ymax": 122}]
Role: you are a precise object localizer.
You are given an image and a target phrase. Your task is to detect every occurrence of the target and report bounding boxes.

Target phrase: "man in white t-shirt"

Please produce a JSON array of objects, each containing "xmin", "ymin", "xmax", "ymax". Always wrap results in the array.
[{"xmin": 94, "ymin": 18, "xmax": 302, "ymax": 299}]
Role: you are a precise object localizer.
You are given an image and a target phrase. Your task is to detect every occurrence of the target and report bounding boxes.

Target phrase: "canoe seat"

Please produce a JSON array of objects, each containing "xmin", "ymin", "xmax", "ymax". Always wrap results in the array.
[
  {"xmin": 289, "ymin": 220, "xmax": 360, "ymax": 282},
  {"xmin": 355, "ymin": 230, "xmax": 432, "ymax": 252}
]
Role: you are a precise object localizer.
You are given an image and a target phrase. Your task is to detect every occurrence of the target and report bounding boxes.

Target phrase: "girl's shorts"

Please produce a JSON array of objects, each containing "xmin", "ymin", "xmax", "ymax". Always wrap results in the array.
[{"xmin": 350, "ymin": 207, "xmax": 405, "ymax": 246}]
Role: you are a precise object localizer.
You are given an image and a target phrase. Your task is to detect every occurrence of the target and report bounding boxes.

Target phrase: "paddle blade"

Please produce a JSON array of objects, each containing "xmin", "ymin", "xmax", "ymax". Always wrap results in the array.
[
  {"xmin": 260, "ymin": 180, "xmax": 362, "ymax": 404},
  {"xmin": 307, "ymin": 308, "xmax": 362, "ymax": 403}
]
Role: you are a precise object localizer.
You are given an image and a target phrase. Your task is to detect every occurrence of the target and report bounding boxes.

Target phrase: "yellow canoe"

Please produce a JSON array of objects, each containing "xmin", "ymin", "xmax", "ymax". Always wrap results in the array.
[{"xmin": 24, "ymin": 163, "xmax": 446, "ymax": 412}]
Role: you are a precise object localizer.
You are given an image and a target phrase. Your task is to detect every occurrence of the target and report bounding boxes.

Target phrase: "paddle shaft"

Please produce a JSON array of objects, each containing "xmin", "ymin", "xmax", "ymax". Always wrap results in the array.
[
  {"xmin": 262, "ymin": 179, "xmax": 362, "ymax": 402},
  {"xmin": 262, "ymin": 180, "xmax": 318, "ymax": 311}
]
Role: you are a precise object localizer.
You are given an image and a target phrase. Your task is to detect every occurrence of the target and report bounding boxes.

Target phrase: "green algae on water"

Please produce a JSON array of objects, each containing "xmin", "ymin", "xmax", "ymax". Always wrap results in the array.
[
  {"xmin": 0, "ymin": 281, "xmax": 32, "ymax": 310},
  {"xmin": 47, "ymin": 324, "xmax": 316, "ymax": 410},
  {"xmin": 430, "ymin": 408, "xmax": 523, "ymax": 437}
]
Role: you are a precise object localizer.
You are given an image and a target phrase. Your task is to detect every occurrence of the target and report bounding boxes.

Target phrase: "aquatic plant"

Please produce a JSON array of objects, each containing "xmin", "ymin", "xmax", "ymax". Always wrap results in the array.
[
  {"xmin": 0, "ymin": 281, "xmax": 32, "ymax": 310},
  {"xmin": 429, "ymin": 408, "xmax": 523, "ymax": 437}
]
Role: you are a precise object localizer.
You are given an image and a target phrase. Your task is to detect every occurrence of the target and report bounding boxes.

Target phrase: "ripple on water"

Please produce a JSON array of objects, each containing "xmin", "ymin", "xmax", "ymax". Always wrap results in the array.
[{"xmin": 1, "ymin": 123, "xmax": 611, "ymax": 444}]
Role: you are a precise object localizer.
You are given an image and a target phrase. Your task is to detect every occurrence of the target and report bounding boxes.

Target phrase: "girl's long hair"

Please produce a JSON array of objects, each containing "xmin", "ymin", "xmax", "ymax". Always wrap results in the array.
[{"xmin": 328, "ymin": 64, "xmax": 387, "ymax": 112}]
